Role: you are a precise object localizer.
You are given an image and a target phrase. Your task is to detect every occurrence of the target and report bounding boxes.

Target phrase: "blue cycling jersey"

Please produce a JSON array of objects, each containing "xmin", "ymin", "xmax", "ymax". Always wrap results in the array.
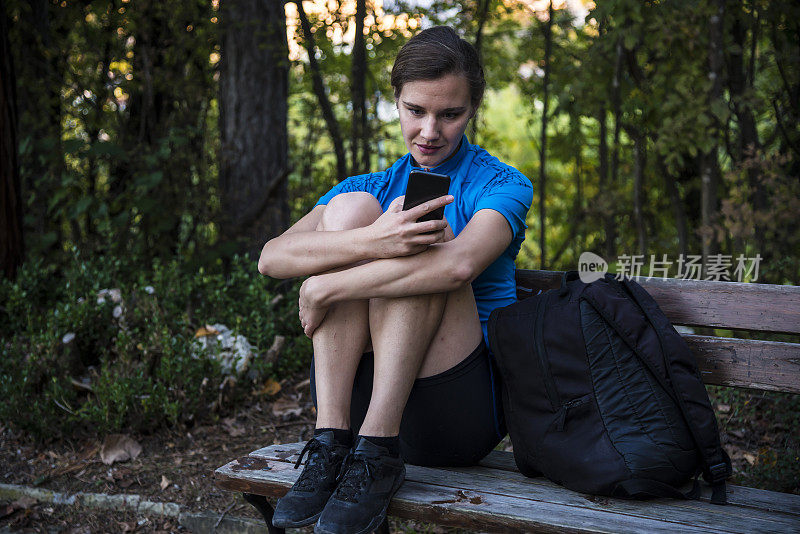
[{"xmin": 317, "ymin": 135, "xmax": 533, "ymax": 344}]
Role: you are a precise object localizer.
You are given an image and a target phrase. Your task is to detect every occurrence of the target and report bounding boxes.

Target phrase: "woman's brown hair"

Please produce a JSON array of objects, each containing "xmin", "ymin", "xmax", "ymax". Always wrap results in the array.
[{"xmin": 391, "ymin": 26, "xmax": 485, "ymax": 109}]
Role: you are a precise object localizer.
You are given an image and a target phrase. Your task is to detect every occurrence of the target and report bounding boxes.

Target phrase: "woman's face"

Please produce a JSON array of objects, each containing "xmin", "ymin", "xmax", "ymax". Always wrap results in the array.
[{"xmin": 397, "ymin": 73, "xmax": 474, "ymax": 169}]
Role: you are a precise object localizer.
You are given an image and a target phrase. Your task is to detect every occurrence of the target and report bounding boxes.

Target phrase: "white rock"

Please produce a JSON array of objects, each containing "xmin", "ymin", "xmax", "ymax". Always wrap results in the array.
[
  {"xmin": 194, "ymin": 323, "xmax": 255, "ymax": 376},
  {"xmin": 97, "ymin": 288, "xmax": 123, "ymax": 305},
  {"xmin": 143, "ymin": 286, "xmax": 155, "ymax": 295},
  {"xmin": 62, "ymin": 332, "xmax": 76, "ymax": 344}
]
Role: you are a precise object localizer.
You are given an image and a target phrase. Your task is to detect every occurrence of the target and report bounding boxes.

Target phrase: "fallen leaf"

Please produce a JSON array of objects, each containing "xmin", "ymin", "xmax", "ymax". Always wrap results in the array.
[
  {"xmin": 271, "ymin": 397, "xmax": 303, "ymax": 420},
  {"xmin": 743, "ymin": 453, "xmax": 757, "ymax": 465},
  {"xmin": 258, "ymin": 378, "xmax": 282, "ymax": 396},
  {"xmin": 12, "ymin": 496, "xmax": 36, "ymax": 510},
  {"xmin": 222, "ymin": 417, "xmax": 246, "ymax": 437},
  {"xmin": 160, "ymin": 475, "xmax": 170, "ymax": 491},
  {"xmin": 194, "ymin": 325, "xmax": 220, "ymax": 338},
  {"xmin": 117, "ymin": 520, "xmax": 137, "ymax": 532},
  {"xmin": 716, "ymin": 403, "xmax": 731, "ymax": 413},
  {"xmin": 100, "ymin": 434, "xmax": 142, "ymax": 465}
]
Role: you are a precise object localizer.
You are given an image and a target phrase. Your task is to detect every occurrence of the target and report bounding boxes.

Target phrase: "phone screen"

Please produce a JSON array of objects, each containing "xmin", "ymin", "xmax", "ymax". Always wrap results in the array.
[{"xmin": 402, "ymin": 170, "xmax": 451, "ymax": 222}]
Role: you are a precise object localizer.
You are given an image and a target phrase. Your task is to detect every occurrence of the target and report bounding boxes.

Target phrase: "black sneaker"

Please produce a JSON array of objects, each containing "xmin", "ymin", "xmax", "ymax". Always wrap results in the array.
[
  {"xmin": 272, "ymin": 431, "xmax": 350, "ymax": 528},
  {"xmin": 314, "ymin": 436, "xmax": 406, "ymax": 534}
]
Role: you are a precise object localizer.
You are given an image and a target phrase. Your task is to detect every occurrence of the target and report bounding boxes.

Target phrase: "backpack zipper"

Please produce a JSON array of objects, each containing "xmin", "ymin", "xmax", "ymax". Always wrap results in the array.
[
  {"xmin": 535, "ymin": 291, "xmax": 560, "ymax": 412},
  {"xmin": 554, "ymin": 394, "xmax": 592, "ymax": 432}
]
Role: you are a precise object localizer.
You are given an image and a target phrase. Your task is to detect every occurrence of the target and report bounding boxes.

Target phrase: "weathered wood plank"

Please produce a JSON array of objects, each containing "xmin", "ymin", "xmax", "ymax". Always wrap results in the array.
[
  {"xmin": 248, "ymin": 444, "xmax": 800, "ymax": 520},
  {"xmin": 477, "ymin": 450, "xmax": 800, "ymax": 516},
  {"xmin": 244, "ymin": 443, "xmax": 800, "ymax": 516},
  {"xmin": 514, "ymin": 270, "xmax": 800, "ymax": 335},
  {"xmin": 214, "ymin": 459, "xmax": 731, "ymax": 533},
  {"xmin": 215, "ymin": 448, "xmax": 800, "ymax": 533},
  {"xmin": 688, "ymin": 335, "xmax": 800, "ymax": 393}
]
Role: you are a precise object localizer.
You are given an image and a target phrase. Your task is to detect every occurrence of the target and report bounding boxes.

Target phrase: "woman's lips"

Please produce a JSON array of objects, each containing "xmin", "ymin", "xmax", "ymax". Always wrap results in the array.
[{"xmin": 417, "ymin": 144, "xmax": 443, "ymax": 155}]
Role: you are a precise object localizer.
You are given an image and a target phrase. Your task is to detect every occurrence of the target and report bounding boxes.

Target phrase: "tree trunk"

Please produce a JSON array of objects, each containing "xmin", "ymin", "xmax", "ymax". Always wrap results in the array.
[
  {"xmin": 727, "ymin": 0, "xmax": 763, "ymax": 211},
  {"xmin": 571, "ymin": 110, "xmax": 584, "ymax": 252},
  {"xmin": 471, "ymin": 0, "xmax": 491, "ymax": 139},
  {"xmin": 632, "ymin": 129, "xmax": 647, "ymax": 256},
  {"xmin": 538, "ymin": 0, "xmax": 553, "ymax": 270},
  {"xmin": 606, "ymin": 37, "xmax": 623, "ymax": 260},
  {"xmin": 350, "ymin": 0, "xmax": 369, "ymax": 174},
  {"xmin": 659, "ymin": 157, "xmax": 688, "ymax": 258},
  {"xmin": 220, "ymin": 0, "xmax": 289, "ymax": 256},
  {"xmin": 12, "ymin": 0, "xmax": 63, "ymax": 256},
  {"xmin": 1, "ymin": 0, "xmax": 23, "ymax": 278},
  {"xmin": 597, "ymin": 106, "xmax": 615, "ymax": 259},
  {"xmin": 701, "ymin": 0, "xmax": 725, "ymax": 270},
  {"xmin": 296, "ymin": 0, "xmax": 347, "ymax": 181}
]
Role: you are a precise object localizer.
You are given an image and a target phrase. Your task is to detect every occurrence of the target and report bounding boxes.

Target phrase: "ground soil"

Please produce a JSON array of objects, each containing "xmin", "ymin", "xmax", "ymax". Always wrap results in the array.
[{"xmin": 0, "ymin": 380, "xmax": 316, "ymax": 533}]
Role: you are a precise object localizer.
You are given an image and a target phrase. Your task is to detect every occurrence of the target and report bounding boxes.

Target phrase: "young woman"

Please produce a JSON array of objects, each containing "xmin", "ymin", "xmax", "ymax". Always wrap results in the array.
[{"xmin": 258, "ymin": 26, "xmax": 532, "ymax": 534}]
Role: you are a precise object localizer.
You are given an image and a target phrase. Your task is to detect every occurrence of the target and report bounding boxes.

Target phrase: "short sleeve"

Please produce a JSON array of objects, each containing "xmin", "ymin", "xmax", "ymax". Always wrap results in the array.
[
  {"xmin": 316, "ymin": 173, "xmax": 380, "ymax": 206},
  {"xmin": 474, "ymin": 167, "xmax": 533, "ymax": 238}
]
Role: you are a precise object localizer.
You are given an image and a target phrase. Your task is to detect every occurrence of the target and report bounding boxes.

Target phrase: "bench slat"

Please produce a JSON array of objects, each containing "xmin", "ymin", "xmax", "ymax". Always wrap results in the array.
[
  {"xmin": 687, "ymin": 335, "xmax": 800, "ymax": 393},
  {"xmin": 473, "ymin": 451, "xmax": 800, "ymax": 517},
  {"xmin": 215, "ymin": 443, "xmax": 800, "ymax": 534},
  {"xmin": 246, "ymin": 443, "xmax": 800, "ymax": 519},
  {"xmin": 515, "ymin": 270, "xmax": 800, "ymax": 335},
  {"xmin": 215, "ymin": 460, "xmax": 722, "ymax": 533}
]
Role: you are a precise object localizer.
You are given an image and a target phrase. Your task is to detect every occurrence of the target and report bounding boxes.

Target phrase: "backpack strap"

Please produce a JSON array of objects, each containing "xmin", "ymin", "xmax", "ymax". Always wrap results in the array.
[{"xmin": 615, "ymin": 276, "xmax": 732, "ymax": 504}]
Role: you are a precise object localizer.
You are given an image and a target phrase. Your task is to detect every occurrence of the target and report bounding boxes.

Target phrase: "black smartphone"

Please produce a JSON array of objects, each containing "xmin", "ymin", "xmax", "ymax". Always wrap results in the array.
[{"xmin": 402, "ymin": 169, "xmax": 451, "ymax": 222}]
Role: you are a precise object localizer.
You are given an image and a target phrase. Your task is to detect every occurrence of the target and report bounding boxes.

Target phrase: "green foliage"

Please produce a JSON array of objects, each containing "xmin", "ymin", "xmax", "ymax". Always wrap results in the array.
[
  {"xmin": 0, "ymin": 252, "xmax": 308, "ymax": 439},
  {"xmin": 708, "ymin": 386, "xmax": 800, "ymax": 494}
]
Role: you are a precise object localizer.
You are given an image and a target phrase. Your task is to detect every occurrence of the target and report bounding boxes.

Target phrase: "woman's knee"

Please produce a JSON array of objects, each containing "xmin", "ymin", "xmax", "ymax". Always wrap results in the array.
[{"xmin": 318, "ymin": 192, "xmax": 382, "ymax": 231}]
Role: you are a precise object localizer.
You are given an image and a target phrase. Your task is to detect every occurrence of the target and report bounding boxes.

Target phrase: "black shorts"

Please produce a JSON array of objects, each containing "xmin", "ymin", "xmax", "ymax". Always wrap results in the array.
[{"xmin": 310, "ymin": 341, "xmax": 506, "ymax": 467}]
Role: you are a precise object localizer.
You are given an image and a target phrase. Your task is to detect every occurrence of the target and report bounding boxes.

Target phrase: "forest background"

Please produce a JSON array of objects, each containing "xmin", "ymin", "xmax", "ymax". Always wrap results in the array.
[{"xmin": 0, "ymin": 0, "xmax": 798, "ymax": 495}]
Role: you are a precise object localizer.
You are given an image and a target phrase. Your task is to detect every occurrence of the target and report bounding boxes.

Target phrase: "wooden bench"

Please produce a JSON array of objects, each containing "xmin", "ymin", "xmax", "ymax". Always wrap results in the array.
[{"xmin": 214, "ymin": 269, "xmax": 800, "ymax": 533}]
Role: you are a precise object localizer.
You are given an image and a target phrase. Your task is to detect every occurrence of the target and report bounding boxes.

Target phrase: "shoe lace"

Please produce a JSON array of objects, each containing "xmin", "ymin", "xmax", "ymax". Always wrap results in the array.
[
  {"xmin": 333, "ymin": 451, "xmax": 379, "ymax": 503},
  {"xmin": 293, "ymin": 438, "xmax": 333, "ymax": 491}
]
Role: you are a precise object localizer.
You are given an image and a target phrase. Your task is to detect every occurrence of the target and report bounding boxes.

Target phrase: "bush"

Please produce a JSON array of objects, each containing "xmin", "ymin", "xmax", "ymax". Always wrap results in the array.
[{"xmin": 0, "ymin": 251, "xmax": 308, "ymax": 439}]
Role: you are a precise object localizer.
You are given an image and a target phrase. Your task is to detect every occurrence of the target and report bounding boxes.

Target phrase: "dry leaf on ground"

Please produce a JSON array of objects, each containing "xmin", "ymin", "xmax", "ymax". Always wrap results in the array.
[
  {"xmin": 222, "ymin": 417, "xmax": 246, "ymax": 437},
  {"xmin": 100, "ymin": 434, "xmax": 142, "ymax": 465},
  {"xmin": 272, "ymin": 397, "xmax": 303, "ymax": 420},
  {"xmin": 160, "ymin": 474, "xmax": 171, "ymax": 491},
  {"xmin": 194, "ymin": 325, "xmax": 220, "ymax": 338},
  {"xmin": 12, "ymin": 496, "xmax": 37, "ymax": 510},
  {"xmin": 257, "ymin": 378, "xmax": 282, "ymax": 396}
]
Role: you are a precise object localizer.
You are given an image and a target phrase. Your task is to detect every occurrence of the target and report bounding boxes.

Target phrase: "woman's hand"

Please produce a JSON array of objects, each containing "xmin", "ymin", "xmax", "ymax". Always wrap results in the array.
[
  {"xmin": 298, "ymin": 276, "xmax": 329, "ymax": 338},
  {"xmin": 367, "ymin": 195, "xmax": 453, "ymax": 258}
]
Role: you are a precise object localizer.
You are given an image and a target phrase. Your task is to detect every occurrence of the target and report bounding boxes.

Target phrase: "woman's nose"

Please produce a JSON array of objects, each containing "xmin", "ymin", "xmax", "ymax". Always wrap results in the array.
[{"xmin": 420, "ymin": 116, "xmax": 440, "ymax": 141}]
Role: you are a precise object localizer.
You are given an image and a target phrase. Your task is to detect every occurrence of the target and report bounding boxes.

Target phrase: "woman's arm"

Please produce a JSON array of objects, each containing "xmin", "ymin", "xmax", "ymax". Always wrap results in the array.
[
  {"xmin": 257, "ymin": 195, "xmax": 453, "ymax": 279},
  {"xmin": 298, "ymin": 209, "xmax": 513, "ymax": 336}
]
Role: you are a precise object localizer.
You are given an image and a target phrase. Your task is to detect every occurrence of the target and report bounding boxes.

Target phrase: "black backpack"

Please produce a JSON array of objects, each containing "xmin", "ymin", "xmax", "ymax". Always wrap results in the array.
[{"xmin": 488, "ymin": 271, "xmax": 731, "ymax": 503}]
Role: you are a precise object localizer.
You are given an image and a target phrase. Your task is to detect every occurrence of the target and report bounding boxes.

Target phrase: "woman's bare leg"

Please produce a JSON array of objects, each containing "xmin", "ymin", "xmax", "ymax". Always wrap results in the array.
[
  {"xmin": 311, "ymin": 193, "xmax": 381, "ymax": 430},
  {"xmin": 358, "ymin": 227, "xmax": 483, "ymax": 437}
]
